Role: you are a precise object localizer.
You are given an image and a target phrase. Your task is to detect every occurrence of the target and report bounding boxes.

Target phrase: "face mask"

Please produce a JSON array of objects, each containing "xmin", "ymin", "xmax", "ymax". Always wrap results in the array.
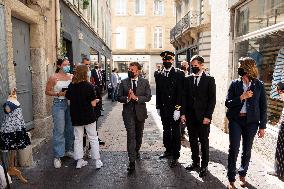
[
  {"xmin": 191, "ymin": 67, "xmax": 200, "ymax": 74},
  {"xmin": 87, "ymin": 70, "xmax": 91, "ymax": 79},
  {"xmin": 181, "ymin": 66, "xmax": 187, "ymax": 71},
  {"xmin": 94, "ymin": 66, "xmax": 99, "ymax": 69},
  {"xmin": 163, "ymin": 62, "xmax": 172, "ymax": 69},
  {"xmin": 238, "ymin": 68, "xmax": 246, "ymax": 77},
  {"xmin": 63, "ymin": 66, "xmax": 70, "ymax": 73},
  {"xmin": 128, "ymin": 71, "xmax": 135, "ymax": 79}
]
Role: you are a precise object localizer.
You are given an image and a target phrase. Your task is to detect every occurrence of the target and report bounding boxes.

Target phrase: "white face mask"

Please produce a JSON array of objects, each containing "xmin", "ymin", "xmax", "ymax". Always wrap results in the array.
[{"xmin": 280, "ymin": 93, "xmax": 284, "ymax": 101}]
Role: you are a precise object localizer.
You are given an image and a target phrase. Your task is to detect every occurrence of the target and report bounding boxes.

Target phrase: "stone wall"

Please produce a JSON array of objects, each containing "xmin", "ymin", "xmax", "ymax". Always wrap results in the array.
[{"xmin": 209, "ymin": 0, "xmax": 232, "ymax": 132}]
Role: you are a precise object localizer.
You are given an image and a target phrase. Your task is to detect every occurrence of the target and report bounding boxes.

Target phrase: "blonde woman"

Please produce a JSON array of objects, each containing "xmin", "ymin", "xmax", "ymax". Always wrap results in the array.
[
  {"xmin": 225, "ymin": 57, "xmax": 267, "ymax": 189},
  {"xmin": 65, "ymin": 65, "xmax": 103, "ymax": 169}
]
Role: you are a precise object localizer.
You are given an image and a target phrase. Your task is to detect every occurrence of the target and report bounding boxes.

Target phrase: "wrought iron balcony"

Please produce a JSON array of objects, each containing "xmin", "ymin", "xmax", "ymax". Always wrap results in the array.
[{"xmin": 170, "ymin": 11, "xmax": 200, "ymax": 42}]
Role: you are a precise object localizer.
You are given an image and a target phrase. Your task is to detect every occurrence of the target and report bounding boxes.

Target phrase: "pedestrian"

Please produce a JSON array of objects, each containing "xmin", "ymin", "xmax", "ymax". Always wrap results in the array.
[
  {"xmin": 117, "ymin": 62, "xmax": 151, "ymax": 172},
  {"xmin": 268, "ymin": 82, "xmax": 284, "ymax": 178},
  {"xmin": 91, "ymin": 64, "xmax": 103, "ymax": 93},
  {"xmin": 180, "ymin": 60, "xmax": 190, "ymax": 140},
  {"xmin": 154, "ymin": 64, "xmax": 162, "ymax": 82},
  {"xmin": 82, "ymin": 58, "xmax": 92, "ymax": 81},
  {"xmin": 111, "ymin": 68, "xmax": 119, "ymax": 102},
  {"xmin": 180, "ymin": 55, "xmax": 216, "ymax": 177},
  {"xmin": 156, "ymin": 51, "xmax": 183, "ymax": 167},
  {"xmin": 65, "ymin": 65, "xmax": 103, "ymax": 169},
  {"xmin": 225, "ymin": 57, "xmax": 267, "ymax": 189},
  {"xmin": 45, "ymin": 58, "xmax": 74, "ymax": 168}
]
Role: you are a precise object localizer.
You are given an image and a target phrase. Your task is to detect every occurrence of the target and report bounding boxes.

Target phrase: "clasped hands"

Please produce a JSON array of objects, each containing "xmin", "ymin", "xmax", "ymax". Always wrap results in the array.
[{"xmin": 128, "ymin": 89, "xmax": 138, "ymax": 101}]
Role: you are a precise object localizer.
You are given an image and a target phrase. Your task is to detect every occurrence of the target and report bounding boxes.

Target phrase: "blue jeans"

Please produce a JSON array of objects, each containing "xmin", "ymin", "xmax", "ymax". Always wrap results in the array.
[
  {"xmin": 111, "ymin": 86, "xmax": 117, "ymax": 101},
  {"xmin": 227, "ymin": 116, "xmax": 258, "ymax": 182},
  {"xmin": 52, "ymin": 99, "xmax": 74, "ymax": 158}
]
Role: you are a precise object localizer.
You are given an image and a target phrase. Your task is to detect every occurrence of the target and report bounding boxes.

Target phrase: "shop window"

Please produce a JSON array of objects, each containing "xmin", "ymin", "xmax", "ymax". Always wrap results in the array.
[
  {"xmin": 236, "ymin": 0, "xmax": 284, "ymax": 37},
  {"xmin": 235, "ymin": 31, "xmax": 284, "ymax": 126}
]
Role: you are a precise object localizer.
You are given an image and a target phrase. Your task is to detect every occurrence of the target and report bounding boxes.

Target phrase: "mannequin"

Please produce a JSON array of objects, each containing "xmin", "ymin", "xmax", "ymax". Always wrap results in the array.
[{"xmin": 0, "ymin": 88, "xmax": 31, "ymax": 183}]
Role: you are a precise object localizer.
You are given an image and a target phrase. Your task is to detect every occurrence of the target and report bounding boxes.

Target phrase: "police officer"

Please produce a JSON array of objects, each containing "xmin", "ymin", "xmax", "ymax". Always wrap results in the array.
[{"xmin": 156, "ymin": 51, "xmax": 183, "ymax": 167}]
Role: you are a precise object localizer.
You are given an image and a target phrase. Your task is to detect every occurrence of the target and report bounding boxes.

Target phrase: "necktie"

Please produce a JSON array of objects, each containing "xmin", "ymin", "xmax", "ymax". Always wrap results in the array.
[
  {"xmin": 165, "ymin": 71, "xmax": 169, "ymax": 77},
  {"xmin": 132, "ymin": 80, "xmax": 137, "ymax": 94},
  {"xmin": 194, "ymin": 77, "xmax": 198, "ymax": 87}
]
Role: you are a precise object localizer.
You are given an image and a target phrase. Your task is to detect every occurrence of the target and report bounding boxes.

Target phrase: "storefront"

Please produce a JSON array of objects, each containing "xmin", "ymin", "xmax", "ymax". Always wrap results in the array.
[{"xmin": 233, "ymin": 0, "xmax": 284, "ymax": 127}]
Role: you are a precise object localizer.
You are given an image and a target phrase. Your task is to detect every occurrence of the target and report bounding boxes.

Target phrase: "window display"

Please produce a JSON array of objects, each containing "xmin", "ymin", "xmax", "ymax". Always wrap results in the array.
[{"xmin": 235, "ymin": 30, "xmax": 284, "ymax": 126}]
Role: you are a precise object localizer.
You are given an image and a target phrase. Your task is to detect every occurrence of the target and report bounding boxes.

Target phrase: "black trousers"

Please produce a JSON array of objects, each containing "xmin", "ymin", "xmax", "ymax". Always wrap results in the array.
[
  {"xmin": 188, "ymin": 113, "xmax": 210, "ymax": 168},
  {"xmin": 161, "ymin": 109, "xmax": 181, "ymax": 159}
]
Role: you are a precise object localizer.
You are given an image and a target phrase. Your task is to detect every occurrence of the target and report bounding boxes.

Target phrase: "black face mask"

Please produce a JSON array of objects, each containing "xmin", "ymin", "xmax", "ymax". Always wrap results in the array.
[
  {"xmin": 163, "ymin": 62, "xmax": 172, "ymax": 69},
  {"xmin": 191, "ymin": 67, "xmax": 200, "ymax": 74},
  {"xmin": 238, "ymin": 68, "xmax": 246, "ymax": 77},
  {"xmin": 128, "ymin": 71, "xmax": 135, "ymax": 79},
  {"xmin": 181, "ymin": 66, "xmax": 187, "ymax": 71},
  {"xmin": 94, "ymin": 66, "xmax": 99, "ymax": 69}
]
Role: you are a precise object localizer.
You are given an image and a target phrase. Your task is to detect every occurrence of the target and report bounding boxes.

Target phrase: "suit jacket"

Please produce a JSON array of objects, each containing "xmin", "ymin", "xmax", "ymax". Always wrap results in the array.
[
  {"xmin": 91, "ymin": 69, "xmax": 102, "ymax": 86},
  {"xmin": 156, "ymin": 67, "xmax": 183, "ymax": 116},
  {"xmin": 181, "ymin": 72, "xmax": 216, "ymax": 122},
  {"xmin": 117, "ymin": 77, "xmax": 152, "ymax": 122},
  {"xmin": 225, "ymin": 78, "xmax": 267, "ymax": 129}
]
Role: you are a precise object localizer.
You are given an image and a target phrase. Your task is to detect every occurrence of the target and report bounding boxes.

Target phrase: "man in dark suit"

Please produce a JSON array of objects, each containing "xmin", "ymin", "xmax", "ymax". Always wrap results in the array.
[
  {"xmin": 91, "ymin": 64, "xmax": 103, "ymax": 92},
  {"xmin": 181, "ymin": 55, "xmax": 216, "ymax": 177},
  {"xmin": 117, "ymin": 62, "xmax": 152, "ymax": 172},
  {"xmin": 156, "ymin": 51, "xmax": 184, "ymax": 167}
]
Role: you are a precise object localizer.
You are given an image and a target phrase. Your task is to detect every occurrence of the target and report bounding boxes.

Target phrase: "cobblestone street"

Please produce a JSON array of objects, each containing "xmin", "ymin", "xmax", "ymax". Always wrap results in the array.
[{"xmin": 12, "ymin": 89, "xmax": 284, "ymax": 189}]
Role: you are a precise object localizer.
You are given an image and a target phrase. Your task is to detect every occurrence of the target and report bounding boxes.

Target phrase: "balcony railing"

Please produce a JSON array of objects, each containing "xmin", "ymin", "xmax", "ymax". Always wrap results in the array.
[{"xmin": 170, "ymin": 11, "xmax": 200, "ymax": 42}]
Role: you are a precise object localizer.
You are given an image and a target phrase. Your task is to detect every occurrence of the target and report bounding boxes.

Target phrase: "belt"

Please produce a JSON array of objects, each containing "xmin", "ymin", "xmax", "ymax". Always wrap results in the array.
[{"xmin": 239, "ymin": 113, "xmax": 247, "ymax": 117}]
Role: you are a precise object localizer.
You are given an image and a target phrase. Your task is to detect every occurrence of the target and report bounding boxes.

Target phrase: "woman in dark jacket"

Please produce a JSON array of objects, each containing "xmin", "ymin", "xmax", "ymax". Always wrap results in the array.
[
  {"xmin": 65, "ymin": 65, "xmax": 103, "ymax": 169},
  {"xmin": 225, "ymin": 57, "xmax": 267, "ymax": 189}
]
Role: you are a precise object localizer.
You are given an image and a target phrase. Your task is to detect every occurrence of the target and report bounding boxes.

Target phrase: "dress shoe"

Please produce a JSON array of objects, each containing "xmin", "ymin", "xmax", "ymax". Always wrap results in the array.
[
  {"xmin": 159, "ymin": 151, "xmax": 172, "ymax": 159},
  {"xmin": 127, "ymin": 162, "xmax": 135, "ymax": 172},
  {"xmin": 199, "ymin": 167, "xmax": 208, "ymax": 177},
  {"xmin": 227, "ymin": 182, "xmax": 236, "ymax": 189},
  {"xmin": 99, "ymin": 138, "xmax": 105, "ymax": 145},
  {"xmin": 239, "ymin": 176, "xmax": 246, "ymax": 187},
  {"xmin": 170, "ymin": 159, "xmax": 178, "ymax": 168},
  {"xmin": 185, "ymin": 163, "xmax": 200, "ymax": 171}
]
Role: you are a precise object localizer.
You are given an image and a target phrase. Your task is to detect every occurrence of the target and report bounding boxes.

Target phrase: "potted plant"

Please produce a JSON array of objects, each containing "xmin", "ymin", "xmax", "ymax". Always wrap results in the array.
[{"xmin": 83, "ymin": 0, "xmax": 89, "ymax": 9}]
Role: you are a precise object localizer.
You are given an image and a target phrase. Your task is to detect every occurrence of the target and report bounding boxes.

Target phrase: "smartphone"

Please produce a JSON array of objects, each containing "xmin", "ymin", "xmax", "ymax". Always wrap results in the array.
[{"xmin": 61, "ymin": 88, "xmax": 68, "ymax": 92}]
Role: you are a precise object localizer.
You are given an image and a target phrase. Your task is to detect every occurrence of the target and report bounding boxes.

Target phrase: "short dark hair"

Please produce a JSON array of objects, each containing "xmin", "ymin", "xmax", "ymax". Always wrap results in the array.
[
  {"xmin": 129, "ymin": 62, "xmax": 142, "ymax": 70},
  {"xmin": 112, "ymin": 68, "xmax": 118, "ymax": 72},
  {"xmin": 82, "ymin": 58, "xmax": 89, "ymax": 62},
  {"xmin": 190, "ymin": 55, "xmax": 204, "ymax": 64}
]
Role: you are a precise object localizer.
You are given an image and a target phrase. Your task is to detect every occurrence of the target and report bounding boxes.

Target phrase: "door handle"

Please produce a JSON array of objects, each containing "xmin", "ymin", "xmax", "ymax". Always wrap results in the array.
[{"xmin": 28, "ymin": 66, "xmax": 35, "ymax": 74}]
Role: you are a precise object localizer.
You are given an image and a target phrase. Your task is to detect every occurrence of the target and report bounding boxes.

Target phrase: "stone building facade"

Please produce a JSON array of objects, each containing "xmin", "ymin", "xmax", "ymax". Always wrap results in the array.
[
  {"xmin": 171, "ymin": 0, "xmax": 211, "ymax": 70},
  {"xmin": 111, "ymin": 0, "xmax": 176, "ymax": 83},
  {"xmin": 1, "ymin": 0, "xmax": 58, "ymax": 140}
]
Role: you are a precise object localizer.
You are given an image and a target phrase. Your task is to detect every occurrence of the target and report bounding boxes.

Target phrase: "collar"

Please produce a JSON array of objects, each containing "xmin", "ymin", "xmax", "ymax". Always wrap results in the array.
[
  {"xmin": 163, "ymin": 66, "xmax": 173, "ymax": 72},
  {"xmin": 7, "ymin": 97, "xmax": 20, "ymax": 106},
  {"xmin": 131, "ymin": 77, "xmax": 139, "ymax": 81}
]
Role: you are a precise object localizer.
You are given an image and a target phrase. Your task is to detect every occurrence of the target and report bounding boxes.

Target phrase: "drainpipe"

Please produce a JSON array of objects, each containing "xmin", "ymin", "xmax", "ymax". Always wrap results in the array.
[{"xmin": 55, "ymin": 0, "xmax": 61, "ymax": 58}]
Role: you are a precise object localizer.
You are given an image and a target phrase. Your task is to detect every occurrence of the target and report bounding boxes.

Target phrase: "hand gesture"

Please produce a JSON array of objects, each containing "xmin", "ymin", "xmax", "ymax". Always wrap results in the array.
[
  {"xmin": 58, "ymin": 91, "xmax": 66, "ymax": 97},
  {"xmin": 240, "ymin": 90, "xmax": 253, "ymax": 101}
]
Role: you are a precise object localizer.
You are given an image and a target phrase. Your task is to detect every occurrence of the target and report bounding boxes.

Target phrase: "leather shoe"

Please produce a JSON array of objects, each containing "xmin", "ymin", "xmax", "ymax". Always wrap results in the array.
[
  {"xmin": 127, "ymin": 162, "xmax": 135, "ymax": 172},
  {"xmin": 239, "ymin": 176, "xmax": 246, "ymax": 187},
  {"xmin": 185, "ymin": 163, "xmax": 200, "ymax": 171},
  {"xmin": 227, "ymin": 182, "xmax": 236, "ymax": 189},
  {"xmin": 199, "ymin": 167, "xmax": 208, "ymax": 177},
  {"xmin": 159, "ymin": 151, "xmax": 172, "ymax": 159},
  {"xmin": 170, "ymin": 159, "xmax": 178, "ymax": 168},
  {"xmin": 99, "ymin": 138, "xmax": 105, "ymax": 145}
]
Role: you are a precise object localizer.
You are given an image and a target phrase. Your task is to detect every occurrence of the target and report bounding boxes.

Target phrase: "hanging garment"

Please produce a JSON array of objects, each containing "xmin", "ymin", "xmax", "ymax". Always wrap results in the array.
[
  {"xmin": 270, "ymin": 47, "xmax": 284, "ymax": 99},
  {"xmin": 0, "ymin": 100, "xmax": 31, "ymax": 150}
]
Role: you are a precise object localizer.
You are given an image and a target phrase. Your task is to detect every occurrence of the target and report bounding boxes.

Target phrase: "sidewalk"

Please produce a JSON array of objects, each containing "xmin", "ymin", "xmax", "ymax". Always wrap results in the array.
[{"xmin": 12, "ymin": 94, "xmax": 284, "ymax": 189}]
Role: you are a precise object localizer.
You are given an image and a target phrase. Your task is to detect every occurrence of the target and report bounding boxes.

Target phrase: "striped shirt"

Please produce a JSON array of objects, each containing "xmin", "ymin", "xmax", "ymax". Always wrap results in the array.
[{"xmin": 270, "ymin": 47, "xmax": 284, "ymax": 99}]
